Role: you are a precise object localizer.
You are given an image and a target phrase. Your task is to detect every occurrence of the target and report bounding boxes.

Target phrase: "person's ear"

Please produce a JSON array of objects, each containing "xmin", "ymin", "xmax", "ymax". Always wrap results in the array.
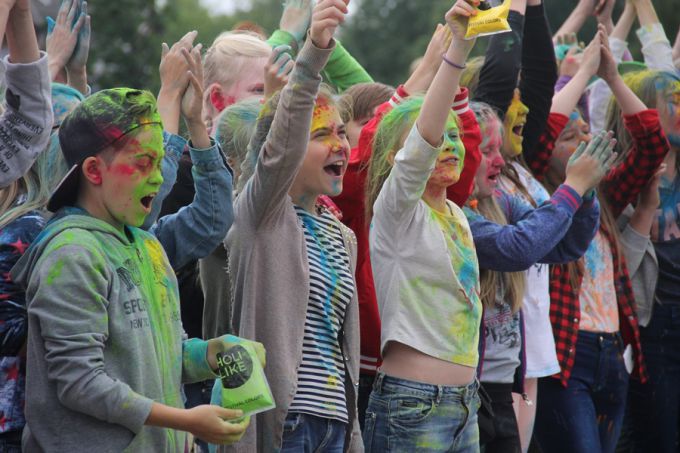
[
  {"xmin": 82, "ymin": 156, "xmax": 104, "ymax": 185},
  {"xmin": 208, "ymin": 83, "xmax": 227, "ymax": 112}
]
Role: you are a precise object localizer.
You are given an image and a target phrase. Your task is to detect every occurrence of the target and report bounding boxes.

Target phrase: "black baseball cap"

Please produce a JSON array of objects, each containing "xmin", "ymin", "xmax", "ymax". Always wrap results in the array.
[{"xmin": 48, "ymin": 88, "xmax": 162, "ymax": 212}]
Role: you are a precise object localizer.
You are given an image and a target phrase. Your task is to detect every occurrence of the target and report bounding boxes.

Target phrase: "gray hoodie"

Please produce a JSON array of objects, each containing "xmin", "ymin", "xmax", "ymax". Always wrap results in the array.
[{"xmin": 11, "ymin": 210, "xmax": 216, "ymax": 452}]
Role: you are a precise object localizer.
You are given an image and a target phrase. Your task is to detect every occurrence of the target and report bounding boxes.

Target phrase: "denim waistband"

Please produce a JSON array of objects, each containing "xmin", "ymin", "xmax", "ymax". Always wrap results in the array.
[
  {"xmin": 373, "ymin": 372, "xmax": 479, "ymax": 405},
  {"xmin": 578, "ymin": 330, "xmax": 622, "ymax": 347}
]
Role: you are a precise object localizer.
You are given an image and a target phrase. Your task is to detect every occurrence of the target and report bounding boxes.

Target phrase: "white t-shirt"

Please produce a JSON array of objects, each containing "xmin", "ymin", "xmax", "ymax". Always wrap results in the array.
[
  {"xmin": 498, "ymin": 163, "xmax": 560, "ymax": 378},
  {"xmin": 370, "ymin": 125, "xmax": 482, "ymax": 367}
]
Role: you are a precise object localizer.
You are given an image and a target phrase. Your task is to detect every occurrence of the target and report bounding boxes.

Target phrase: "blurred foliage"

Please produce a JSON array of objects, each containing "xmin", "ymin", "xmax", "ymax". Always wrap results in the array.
[{"xmin": 54, "ymin": 0, "xmax": 679, "ymax": 92}]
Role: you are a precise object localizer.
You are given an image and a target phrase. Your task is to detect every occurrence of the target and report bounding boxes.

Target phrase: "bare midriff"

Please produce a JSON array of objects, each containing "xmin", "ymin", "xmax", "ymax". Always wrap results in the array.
[{"xmin": 380, "ymin": 341, "xmax": 475, "ymax": 387}]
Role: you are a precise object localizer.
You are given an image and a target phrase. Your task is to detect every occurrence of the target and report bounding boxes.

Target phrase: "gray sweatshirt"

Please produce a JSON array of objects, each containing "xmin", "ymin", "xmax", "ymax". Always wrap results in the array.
[
  {"xmin": 222, "ymin": 38, "xmax": 363, "ymax": 452},
  {"xmin": 0, "ymin": 52, "xmax": 53, "ymax": 188},
  {"xmin": 11, "ymin": 210, "xmax": 216, "ymax": 452}
]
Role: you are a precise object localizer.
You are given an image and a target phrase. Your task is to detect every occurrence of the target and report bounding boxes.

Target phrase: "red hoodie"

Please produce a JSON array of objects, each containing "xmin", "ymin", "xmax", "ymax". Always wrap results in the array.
[{"xmin": 332, "ymin": 86, "xmax": 482, "ymax": 375}]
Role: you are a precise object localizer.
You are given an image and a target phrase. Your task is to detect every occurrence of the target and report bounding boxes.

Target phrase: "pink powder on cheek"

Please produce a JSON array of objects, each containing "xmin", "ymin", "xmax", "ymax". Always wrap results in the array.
[{"xmin": 110, "ymin": 164, "xmax": 137, "ymax": 176}]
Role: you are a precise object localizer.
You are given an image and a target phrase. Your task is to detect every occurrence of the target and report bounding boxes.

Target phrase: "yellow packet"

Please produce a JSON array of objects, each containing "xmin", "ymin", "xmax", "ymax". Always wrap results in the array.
[{"xmin": 465, "ymin": 0, "xmax": 512, "ymax": 40}]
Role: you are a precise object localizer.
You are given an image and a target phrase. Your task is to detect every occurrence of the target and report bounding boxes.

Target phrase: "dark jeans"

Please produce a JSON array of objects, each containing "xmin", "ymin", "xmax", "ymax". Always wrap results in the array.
[
  {"xmin": 480, "ymin": 382, "xmax": 521, "ymax": 453},
  {"xmin": 626, "ymin": 304, "xmax": 680, "ymax": 453},
  {"xmin": 0, "ymin": 430, "xmax": 22, "ymax": 453},
  {"xmin": 535, "ymin": 330, "xmax": 629, "ymax": 453},
  {"xmin": 358, "ymin": 373, "xmax": 376, "ymax": 431},
  {"xmin": 281, "ymin": 413, "xmax": 347, "ymax": 453}
]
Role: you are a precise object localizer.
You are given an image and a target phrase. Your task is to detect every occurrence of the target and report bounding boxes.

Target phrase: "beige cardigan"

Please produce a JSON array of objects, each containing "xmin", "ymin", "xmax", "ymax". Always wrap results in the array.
[{"xmin": 222, "ymin": 38, "xmax": 363, "ymax": 453}]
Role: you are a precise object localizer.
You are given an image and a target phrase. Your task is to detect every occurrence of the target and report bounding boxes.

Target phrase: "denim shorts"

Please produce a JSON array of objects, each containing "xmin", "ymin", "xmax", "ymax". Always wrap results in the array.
[{"xmin": 363, "ymin": 372, "xmax": 481, "ymax": 452}]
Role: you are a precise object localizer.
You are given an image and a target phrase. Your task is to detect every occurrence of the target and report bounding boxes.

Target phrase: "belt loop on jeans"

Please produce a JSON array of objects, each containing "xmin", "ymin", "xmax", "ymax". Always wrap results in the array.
[
  {"xmin": 435, "ymin": 386, "xmax": 442, "ymax": 405},
  {"xmin": 374, "ymin": 371, "xmax": 385, "ymax": 392}
]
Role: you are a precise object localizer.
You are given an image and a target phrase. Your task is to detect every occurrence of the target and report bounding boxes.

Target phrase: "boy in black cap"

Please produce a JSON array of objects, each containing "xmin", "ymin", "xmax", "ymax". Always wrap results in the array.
[{"xmin": 11, "ymin": 88, "xmax": 261, "ymax": 452}]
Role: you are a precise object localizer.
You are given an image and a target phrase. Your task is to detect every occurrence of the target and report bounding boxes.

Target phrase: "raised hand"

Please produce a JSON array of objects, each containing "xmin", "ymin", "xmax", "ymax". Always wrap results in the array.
[
  {"xmin": 309, "ymin": 0, "xmax": 348, "ymax": 49},
  {"xmin": 565, "ymin": 130, "xmax": 618, "ymax": 195},
  {"xmin": 180, "ymin": 43, "xmax": 205, "ymax": 123},
  {"xmin": 595, "ymin": 0, "xmax": 615, "ymax": 30},
  {"xmin": 596, "ymin": 27, "xmax": 619, "ymax": 84},
  {"xmin": 280, "ymin": 0, "xmax": 313, "ymax": 45},
  {"xmin": 445, "ymin": 0, "xmax": 481, "ymax": 42},
  {"xmin": 264, "ymin": 45, "xmax": 294, "ymax": 98},
  {"xmin": 157, "ymin": 30, "xmax": 196, "ymax": 134},
  {"xmin": 65, "ymin": 1, "xmax": 90, "ymax": 75},
  {"xmin": 580, "ymin": 26, "xmax": 604, "ymax": 77},
  {"xmin": 46, "ymin": 0, "xmax": 86, "ymax": 80},
  {"xmin": 420, "ymin": 24, "xmax": 454, "ymax": 73},
  {"xmin": 159, "ymin": 31, "xmax": 197, "ymax": 97}
]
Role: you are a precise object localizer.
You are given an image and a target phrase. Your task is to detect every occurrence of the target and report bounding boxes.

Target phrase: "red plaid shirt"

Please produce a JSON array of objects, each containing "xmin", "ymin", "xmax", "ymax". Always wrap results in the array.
[{"xmin": 528, "ymin": 110, "xmax": 669, "ymax": 386}]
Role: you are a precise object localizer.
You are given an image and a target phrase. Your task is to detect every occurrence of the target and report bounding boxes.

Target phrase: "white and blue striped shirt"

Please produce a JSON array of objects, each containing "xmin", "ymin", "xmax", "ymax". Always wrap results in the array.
[{"xmin": 289, "ymin": 206, "xmax": 355, "ymax": 423}]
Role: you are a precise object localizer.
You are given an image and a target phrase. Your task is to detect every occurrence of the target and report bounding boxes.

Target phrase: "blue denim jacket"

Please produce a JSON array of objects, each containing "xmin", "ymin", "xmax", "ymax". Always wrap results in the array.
[{"xmin": 145, "ymin": 131, "xmax": 233, "ymax": 270}]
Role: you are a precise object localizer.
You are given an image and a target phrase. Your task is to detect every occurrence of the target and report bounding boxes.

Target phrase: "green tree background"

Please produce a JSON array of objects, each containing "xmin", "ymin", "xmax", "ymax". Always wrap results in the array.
[{"xmin": 46, "ymin": 0, "xmax": 679, "ymax": 92}]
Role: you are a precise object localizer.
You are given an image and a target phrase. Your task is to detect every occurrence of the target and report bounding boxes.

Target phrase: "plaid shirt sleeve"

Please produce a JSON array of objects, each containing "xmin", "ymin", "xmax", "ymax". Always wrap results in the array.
[
  {"xmin": 525, "ymin": 113, "xmax": 569, "ymax": 182},
  {"xmin": 601, "ymin": 109, "xmax": 670, "ymax": 218}
]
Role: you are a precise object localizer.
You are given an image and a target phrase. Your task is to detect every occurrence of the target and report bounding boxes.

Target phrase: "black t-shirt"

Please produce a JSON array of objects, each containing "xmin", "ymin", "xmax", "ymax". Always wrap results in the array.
[{"xmin": 654, "ymin": 239, "xmax": 680, "ymax": 305}]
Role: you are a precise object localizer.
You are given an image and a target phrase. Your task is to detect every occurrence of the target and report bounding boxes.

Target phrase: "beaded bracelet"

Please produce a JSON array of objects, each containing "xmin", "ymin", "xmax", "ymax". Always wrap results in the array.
[{"xmin": 442, "ymin": 54, "xmax": 467, "ymax": 70}]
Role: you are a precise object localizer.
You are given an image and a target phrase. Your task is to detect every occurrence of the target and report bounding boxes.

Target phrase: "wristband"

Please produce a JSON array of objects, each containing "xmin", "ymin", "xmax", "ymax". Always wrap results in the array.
[{"xmin": 442, "ymin": 54, "xmax": 466, "ymax": 70}]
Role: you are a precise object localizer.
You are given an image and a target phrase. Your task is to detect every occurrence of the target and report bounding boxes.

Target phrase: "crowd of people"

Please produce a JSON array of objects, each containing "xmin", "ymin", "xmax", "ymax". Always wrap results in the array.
[{"xmin": 0, "ymin": 0, "xmax": 678, "ymax": 451}]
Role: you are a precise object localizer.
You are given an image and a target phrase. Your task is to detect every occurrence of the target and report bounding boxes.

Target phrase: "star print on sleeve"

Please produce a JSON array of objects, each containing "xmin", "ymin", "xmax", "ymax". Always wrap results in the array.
[{"xmin": 8, "ymin": 239, "xmax": 27, "ymax": 255}]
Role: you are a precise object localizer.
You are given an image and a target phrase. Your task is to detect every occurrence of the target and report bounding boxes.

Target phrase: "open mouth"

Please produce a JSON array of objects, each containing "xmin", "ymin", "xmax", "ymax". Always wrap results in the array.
[
  {"xmin": 512, "ymin": 123, "xmax": 525, "ymax": 137},
  {"xmin": 488, "ymin": 172, "xmax": 500, "ymax": 184},
  {"xmin": 440, "ymin": 156, "xmax": 460, "ymax": 165},
  {"xmin": 324, "ymin": 161, "xmax": 345, "ymax": 177},
  {"xmin": 140, "ymin": 193, "xmax": 156, "ymax": 210}
]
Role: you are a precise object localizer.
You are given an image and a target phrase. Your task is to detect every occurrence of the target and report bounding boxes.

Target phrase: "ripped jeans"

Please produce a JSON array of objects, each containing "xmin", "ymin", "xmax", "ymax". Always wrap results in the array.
[{"xmin": 535, "ymin": 330, "xmax": 629, "ymax": 453}]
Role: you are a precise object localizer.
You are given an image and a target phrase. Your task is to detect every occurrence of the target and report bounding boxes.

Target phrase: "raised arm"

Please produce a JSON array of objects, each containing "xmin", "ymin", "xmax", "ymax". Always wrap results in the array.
[
  {"xmin": 239, "ymin": 0, "xmax": 342, "ymax": 228},
  {"xmin": 474, "ymin": 132, "xmax": 616, "ymax": 271},
  {"xmin": 598, "ymin": 35, "xmax": 669, "ymax": 216},
  {"xmin": 473, "ymin": 0, "xmax": 526, "ymax": 114},
  {"xmin": 0, "ymin": 0, "xmax": 53, "ymax": 188},
  {"xmin": 519, "ymin": 0, "xmax": 559, "ymax": 156},
  {"xmin": 375, "ymin": 0, "xmax": 477, "ymax": 223},
  {"xmin": 633, "ymin": 0, "xmax": 676, "ymax": 72},
  {"xmin": 150, "ymin": 42, "xmax": 233, "ymax": 268}
]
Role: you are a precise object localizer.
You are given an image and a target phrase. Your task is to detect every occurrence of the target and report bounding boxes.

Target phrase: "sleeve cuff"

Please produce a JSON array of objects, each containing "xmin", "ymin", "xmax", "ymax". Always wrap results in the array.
[
  {"xmin": 163, "ymin": 131, "xmax": 187, "ymax": 162},
  {"xmin": 118, "ymin": 391, "xmax": 154, "ymax": 434},
  {"xmin": 452, "ymin": 88, "xmax": 470, "ymax": 115},
  {"xmin": 551, "ymin": 184, "xmax": 583, "ymax": 215},
  {"xmin": 389, "ymin": 84, "xmax": 409, "ymax": 107},
  {"xmin": 188, "ymin": 138, "xmax": 228, "ymax": 170},
  {"xmin": 623, "ymin": 109, "xmax": 661, "ymax": 135},
  {"xmin": 636, "ymin": 23, "xmax": 670, "ymax": 46},
  {"xmin": 183, "ymin": 338, "xmax": 219, "ymax": 382},
  {"xmin": 268, "ymin": 29, "xmax": 299, "ymax": 54},
  {"xmin": 3, "ymin": 50, "xmax": 48, "ymax": 70},
  {"xmin": 297, "ymin": 34, "xmax": 335, "ymax": 74}
]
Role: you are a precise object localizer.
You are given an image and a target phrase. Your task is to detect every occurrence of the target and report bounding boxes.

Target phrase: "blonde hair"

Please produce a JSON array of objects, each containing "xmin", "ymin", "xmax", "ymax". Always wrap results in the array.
[
  {"xmin": 0, "ymin": 135, "xmax": 68, "ymax": 230},
  {"xmin": 203, "ymin": 31, "xmax": 271, "ymax": 89},
  {"xmin": 605, "ymin": 69, "xmax": 679, "ymax": 168},
  {"xmin": 474, "ymin": 196, "xmax": 526, "ymax": 313},
  {"xmin": 460, "ymin": 56, "xmax": 485, "ymax": 95}
]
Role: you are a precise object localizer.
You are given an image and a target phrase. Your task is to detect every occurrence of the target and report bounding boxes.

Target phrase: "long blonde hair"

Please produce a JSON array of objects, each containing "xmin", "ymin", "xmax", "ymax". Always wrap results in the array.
[
  {"xmin": 470, "ymin": 101, "xmax": 527, "ymax": 312},
  {"xmin": 0, "ymin": 135, "xmax": 68, "ymax": 229}
]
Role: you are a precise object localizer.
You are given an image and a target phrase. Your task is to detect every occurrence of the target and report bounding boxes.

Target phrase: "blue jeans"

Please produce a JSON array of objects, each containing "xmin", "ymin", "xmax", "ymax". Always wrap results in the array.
[
  {"xmin": 363, "ymin": 372, "xmax": 481, "ymax": 452},
  {"xmin": 535, "ymin": 331, "xmax": 629, "ymax": 453},
  {"xmin": 184, "ymin": 380, "xmax": 214, "ymax": 453},
  {"xmin": 627, "ymin": 304, "xmax": 680, "ymax": 452},
  {"xmin": 280, "ymin": 413, "xmax": 347, "ymax": 453}
]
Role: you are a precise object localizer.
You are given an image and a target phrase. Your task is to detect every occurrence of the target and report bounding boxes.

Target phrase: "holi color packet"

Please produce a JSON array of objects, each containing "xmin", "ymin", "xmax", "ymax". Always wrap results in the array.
[{"xmin": 216, "ymin": 343, "xmax": 276, "ymax": 416}]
